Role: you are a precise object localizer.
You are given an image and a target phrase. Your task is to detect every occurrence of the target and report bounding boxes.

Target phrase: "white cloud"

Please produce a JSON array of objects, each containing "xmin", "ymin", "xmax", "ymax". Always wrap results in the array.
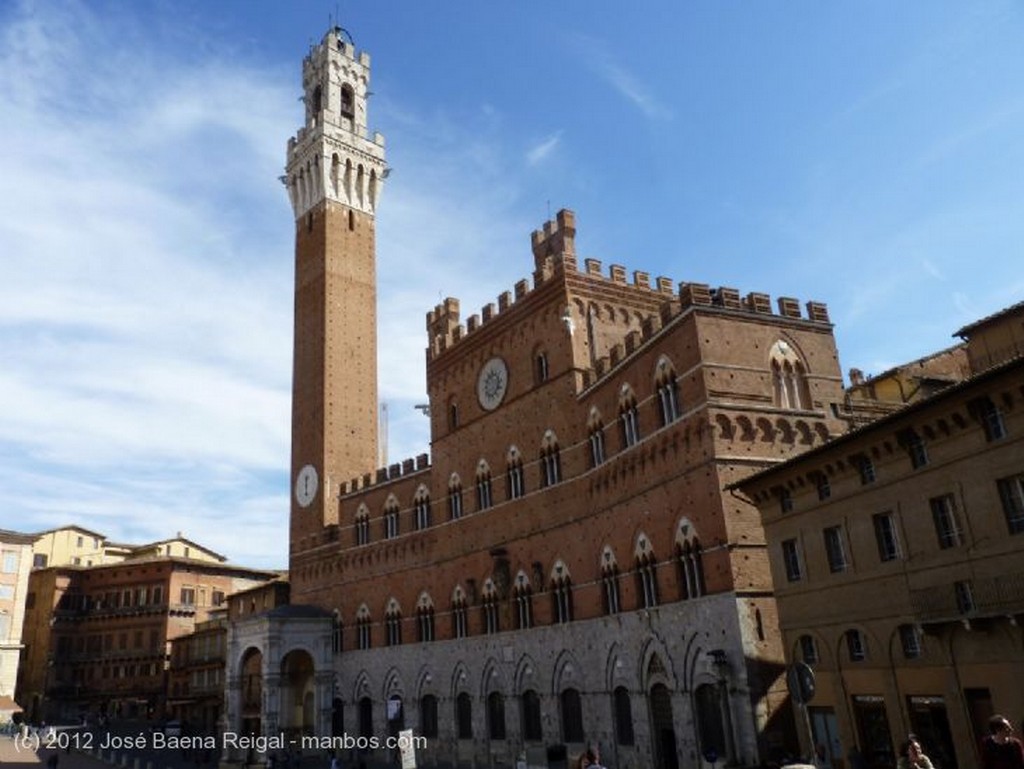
[
  {"xmin": 526, "ymin": 131, "xmax": 563, "ymax": 166},
  {"xmin": 0, "ymin": 2, "xmax": 552, "ymax": 566},
  {"xmin": 571, "ymin": 34, "xmax": 671, "ymax": 120},
  {"xmin": 0, "ymin": 2, "xmax": 295, "ymax": 566}
]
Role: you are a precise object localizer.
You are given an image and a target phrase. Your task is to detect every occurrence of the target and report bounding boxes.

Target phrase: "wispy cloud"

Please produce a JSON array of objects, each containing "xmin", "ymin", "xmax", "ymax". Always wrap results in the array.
[
  {"xmin": 0, "ymin": 2, "xmax": 550, "ymax": 566},
  {"xmin": 571, "ymin": 34, "xmax": 671, "ymax": 120},
  {"xmin": 0, "ymin": 2, "xmax": 296, "ymax": 566},
  {"xmin": 526, "ymin": 131, "xmax": 563, "ymax": 166}
]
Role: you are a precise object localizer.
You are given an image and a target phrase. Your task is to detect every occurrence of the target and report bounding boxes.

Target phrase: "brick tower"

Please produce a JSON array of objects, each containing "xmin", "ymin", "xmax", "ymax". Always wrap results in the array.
[{"xmin": 284, "ymin": 27, "xmax": 386, "ymax": 551}]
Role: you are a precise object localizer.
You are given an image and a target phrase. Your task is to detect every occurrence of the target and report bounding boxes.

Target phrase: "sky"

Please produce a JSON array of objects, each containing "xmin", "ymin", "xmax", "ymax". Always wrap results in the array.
[{"xmin": 2, "ymin": 1, "xmax": 1023, "ymax": 569}]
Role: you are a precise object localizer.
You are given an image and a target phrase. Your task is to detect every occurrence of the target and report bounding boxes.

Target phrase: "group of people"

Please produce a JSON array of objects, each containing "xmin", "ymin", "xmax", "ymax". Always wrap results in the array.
[{"xmin": 894, "ymin": 714, "xmax": 1024, "ymax": 769}]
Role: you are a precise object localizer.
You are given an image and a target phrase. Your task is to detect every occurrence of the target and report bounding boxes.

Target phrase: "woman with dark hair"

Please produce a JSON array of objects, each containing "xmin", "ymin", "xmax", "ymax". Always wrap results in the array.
[{"xmin": 896, "ymin": 737, "xmax": 934, "ymax": 769}]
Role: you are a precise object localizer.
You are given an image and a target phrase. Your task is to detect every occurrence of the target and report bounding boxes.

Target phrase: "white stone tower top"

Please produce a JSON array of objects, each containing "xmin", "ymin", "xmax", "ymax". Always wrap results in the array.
[{"xmin": 284, "ymin": 26, "xmax": 386, "ymax": 218}]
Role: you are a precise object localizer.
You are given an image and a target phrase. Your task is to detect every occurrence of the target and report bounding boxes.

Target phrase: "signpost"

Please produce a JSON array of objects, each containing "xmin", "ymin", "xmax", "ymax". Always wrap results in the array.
[{"xmin": 787, "ymin": 662, "xmax": 817, "ymax": 763}]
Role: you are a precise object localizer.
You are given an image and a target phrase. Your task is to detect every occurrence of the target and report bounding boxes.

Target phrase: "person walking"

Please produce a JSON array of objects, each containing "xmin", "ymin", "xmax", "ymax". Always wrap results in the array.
[{"xmin": 982, "ymin": 715, "xmax": 1024, "ymax": 769}]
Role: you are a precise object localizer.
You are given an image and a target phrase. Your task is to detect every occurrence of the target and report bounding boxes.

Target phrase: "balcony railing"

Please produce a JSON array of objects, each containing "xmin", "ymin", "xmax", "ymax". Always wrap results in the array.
[{"xmin": 910, "ymin": 571, "xmax": 1024, "ymax": 623}]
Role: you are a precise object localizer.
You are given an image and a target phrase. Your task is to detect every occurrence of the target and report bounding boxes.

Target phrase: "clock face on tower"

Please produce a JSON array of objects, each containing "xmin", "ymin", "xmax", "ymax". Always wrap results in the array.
[
  {"xmin": 477, "ymin": 357, "xmax": 509, "ymax": 411},
  {"xmin": 295, "ymin": 464, "xmax": 318, "ymax": 508}
]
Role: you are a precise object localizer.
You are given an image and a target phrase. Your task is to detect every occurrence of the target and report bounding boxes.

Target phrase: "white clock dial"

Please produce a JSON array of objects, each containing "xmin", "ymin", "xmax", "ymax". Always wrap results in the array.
[
  {"xmin": 477, "ymin": 357, "xmax": 509, "ymax": 411},
  {"xmin": 295, "ymin": 464, "xmax": 318, "ymax": 508}
]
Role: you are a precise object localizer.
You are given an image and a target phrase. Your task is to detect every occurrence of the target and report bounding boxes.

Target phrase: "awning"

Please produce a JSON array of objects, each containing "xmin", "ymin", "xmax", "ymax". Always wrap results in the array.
[{"xmin": 0, "ymin": 695, "xmax": 24, "ymax": 714}]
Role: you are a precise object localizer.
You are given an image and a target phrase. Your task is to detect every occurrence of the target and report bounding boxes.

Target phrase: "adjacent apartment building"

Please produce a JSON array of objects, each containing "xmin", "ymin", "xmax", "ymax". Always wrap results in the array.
[
  {"xmin": 735, "ymin": 301, "xmax": 1024, "ymax": 769},
  {"xmin": 18, "ymin": 553, "xmax": 277, "ymax": 723},
  {"xmin": 0, "ymin": 529, "xmax": 34, "ymax": 722}
]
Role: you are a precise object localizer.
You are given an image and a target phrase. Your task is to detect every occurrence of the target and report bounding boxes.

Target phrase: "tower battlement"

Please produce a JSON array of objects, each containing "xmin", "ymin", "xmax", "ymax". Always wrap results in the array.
[
  {"xmin": 284, "ymin": 26, "xmax": 386, "ymax": 220},
  {"xmin": 531, "ymin": 209, "xmax": 576, "ymax": 281},
  {"xmin": 426, "ymin": 209, "xmax": 831, "ymax": 362}
]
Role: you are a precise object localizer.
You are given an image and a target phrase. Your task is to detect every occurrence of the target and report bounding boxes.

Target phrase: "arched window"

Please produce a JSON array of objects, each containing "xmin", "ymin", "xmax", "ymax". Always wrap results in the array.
[
  {"xmin": 675, "ymin": 520, "xmax": 706, "ymax": 600},
  {"xmin": 448, "ymin": 474, "xmax": 463, "ymax": 520},
  {"xmin": 798, "ymin": 634, "xmax": 819, "ymax": 665},
  {"xmin": 358, "ymin": 696, "xmax": 373, "ymax": 738},
  {"xmin": 310, "ymin": 84, "xmax": 322, "ymax": 124},
  {"xmin": 619, "ymin": 386, "xmax": 641, "ymax": 448},
  {"xmin": 614, "ymin": 686, "xmax": 634, "ymax": 745},
  {"xmin": 340, "ymin": 83, "xmax": 354, "ymax": 118},
  {"xmin": 506, "ymin": 447, "xmax": 525, "ymax": 500},
  {"xmin": 550, "ymin": 561, "xmax": 573, "ymax": 624},
  {"xmin": 655, "ymin": 357, "xmax": 681, "ymax": 426},
  {"xmin": 476, "ymin": 461, "xmax": 493, "ymax": 511},
  {"xmin": 456, "ymin": 692, "xmax": 473, "ymax": 739},
  {"xmin": 384, "ymin": 496, "xmax": 400, "ymax": 539},
  {"xmin": 540, "ymin": 431, "xmax": 561, "ymax": 487},
  {"xmin": 560, "ymin": 688, "xmax": 584, "ymax": 744},
  {"xmin": 769, "ymin": 340, "xmax": 810, "ymax": 410},
  {"xmin": 416, "ymin": 594, "xmax": 434, "ymax": 643},
  {"xmin": 451, "ymin": 586, "xmax": 468, "ymax": 639},
  {"xmin": 695, "ymin": 683, "xmax": 727, "ymax": 762},
  {"xmin": 413, "ymin": 486, "xmax": 431, "ymax": 530},
  {"xmin": 420, "ymin": 694, "xmax": 438, "ymax": 738},
  {"xmin": 331, "ymin": 609, "xmax": 342, "ymax": 655},
  {"xmin": 385, "ymin": 600, "xmax": 402, "ymax": 646},
  {"xmin": 535, "ymin": 351, "xmax": 549, "ymax": 383},
  {"xmin": 356, "ymin": 605, "xmax": 372, "ymax": 650},
  {"xmin": 898, "ymin": 623, "xmax": 922, "ymax": 659},
  {"xmin": 513, "ymin": 572, "xmax": 533, "ymax": 630},
  {"xmin": 601, "ymin": 547, "xmax": 621, "ymax": 615},
  {"xmin": 588, "ymin": 410, "xmax": 606, "ymax": 467},
  {"xmin": 355, "ymin": 504, "xmax": 370, "ymax": 546},
  {"xmin": 481, "ymin": 580, "xmax": 500, "ymax": 634},
  {"xmin": 487, "ymin": 692, "xmax": 507, "ymax": 740},
  {"xmin": 846, "ymin": 629, "xmax": 867, "ymax": 661},
  {"xmin": 521, "ymin": 689, "xmax": 542, "ymax": 741},
  {"xmin": 634, "ymin": 535, "xmax": 658, "ymax": 608}
]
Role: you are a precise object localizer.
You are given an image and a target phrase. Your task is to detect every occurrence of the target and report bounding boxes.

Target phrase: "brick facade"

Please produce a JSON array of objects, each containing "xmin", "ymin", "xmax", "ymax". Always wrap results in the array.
[{"xmin": 251, "ymin": 26, "xmax": 858, "ymax": 769}]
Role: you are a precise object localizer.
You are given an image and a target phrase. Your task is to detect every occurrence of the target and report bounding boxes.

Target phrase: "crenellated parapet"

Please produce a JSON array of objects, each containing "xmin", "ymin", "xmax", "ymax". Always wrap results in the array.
[
  {"xmin": 337, "ymin": 453, "xmax": 431, "ymax": 498},
  {"xmin": 425, "ymin": 209, "xmax": 831, "ymax": 363},
  {"xmin": 580, "ymin": 283, "xmax": 832, "ymax": 388},
  {"xmin": 677, "ymin": 282, "xmax": 831, "ymax": 324}
]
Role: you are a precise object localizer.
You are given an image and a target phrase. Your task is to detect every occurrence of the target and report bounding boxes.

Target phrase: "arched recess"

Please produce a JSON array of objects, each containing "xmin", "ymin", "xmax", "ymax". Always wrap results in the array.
[
  {"xmin": 514, "ymin": 653, "xmax": 540, "ymax": 694},
  {"xmin": 351, "ymin": 670, "xmax": 373, "ymax": 706},
  {"xmin": 450, "ymin": 661, "xmax": 472, "ymax": 700},
  {"xmin": 280, "ymin": 648, "xmax": 316, "ymax": 737},
  {"xmin": 551, "ymin": 649, "xmax": 585, "ymax": 696},
  {"xmin": 382, "ymin": 667, "xmax": 406, "ymax": 736},
  {"xmin": 239, "ymin": 646, "xmax": 263, "ymax": 738},
  {"xmin": 479, "ymin": 657, "xmax": 508, "ymax": 699}
]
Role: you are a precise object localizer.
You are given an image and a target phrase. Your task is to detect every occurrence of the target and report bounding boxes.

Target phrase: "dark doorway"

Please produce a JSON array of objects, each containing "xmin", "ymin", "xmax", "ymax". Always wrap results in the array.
[
  {"xmin": 907, "ymin": 696, "xmax": 956, "ymax": 769},
  {"xmin": 852, "ymin": 695, "xmax": 894, "ymax": 769},
  {"xmin": 650, "ymin": 683, "xmax": 679, "ymax": 769}
]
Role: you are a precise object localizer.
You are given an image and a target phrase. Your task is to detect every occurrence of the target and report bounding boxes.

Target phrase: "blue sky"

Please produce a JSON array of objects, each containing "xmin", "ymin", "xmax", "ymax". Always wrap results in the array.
[{"xmin": 2, "ymin": 1, "xmax": 1023, "ymax": 568}]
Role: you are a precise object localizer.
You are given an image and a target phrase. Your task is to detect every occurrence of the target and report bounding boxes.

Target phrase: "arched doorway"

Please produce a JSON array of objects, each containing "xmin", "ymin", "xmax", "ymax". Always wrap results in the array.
[
  {"xmin": 240, "ymin": 648, "xmax": 263, "ymax": 739},
  {"xmin": 332, "ymin": 697, "xmax": 344, "ymax": 737},
  {"xmin": 650, "ymin": 683, "xmax": 679, "ymax": 769},
  {"xmin": 695, "ymin": 683, "xmax": 728, "ymax": 764},
  {"xmin": 280, "ymin": 649, "xmax": 316, "ymax": 737}
]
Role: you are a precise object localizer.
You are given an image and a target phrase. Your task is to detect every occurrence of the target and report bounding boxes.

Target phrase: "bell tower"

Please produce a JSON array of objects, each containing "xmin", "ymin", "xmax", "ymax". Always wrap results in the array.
[{"xmin": 285, "ymin": 27, "xmax": 385, "ymax": 551}]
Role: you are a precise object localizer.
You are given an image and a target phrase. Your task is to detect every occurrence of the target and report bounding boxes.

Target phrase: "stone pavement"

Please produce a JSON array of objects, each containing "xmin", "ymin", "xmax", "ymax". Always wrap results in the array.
[{"xmin": 0, "ymin": 734, "xmax": 105, "ymax": 768}]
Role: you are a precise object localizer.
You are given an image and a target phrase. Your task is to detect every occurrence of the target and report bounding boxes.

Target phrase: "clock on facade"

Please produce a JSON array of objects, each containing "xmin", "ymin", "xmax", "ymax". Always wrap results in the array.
[
  {"xmin": 476, "ymin": 357, "xmax": 509, "ymax": 411},
  {"xmin": 295, "ymin": 464, "xmax": 318, "ymax": 508}
]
